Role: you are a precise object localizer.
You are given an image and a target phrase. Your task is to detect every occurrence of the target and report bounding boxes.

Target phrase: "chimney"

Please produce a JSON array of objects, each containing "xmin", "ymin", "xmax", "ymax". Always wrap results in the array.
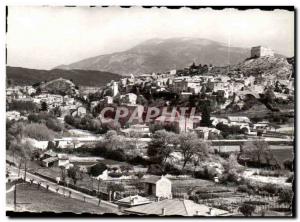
[
  {"xmin": 161, "ymin": 208, "xmax": 166, "ymax": 216},
  {"xmin": 130, "ymin": 197, "xmax": 134, "ymax": 205},
  {"xmin": 209, "ymin": 208, "xmax": 215, "ymax": 216}
]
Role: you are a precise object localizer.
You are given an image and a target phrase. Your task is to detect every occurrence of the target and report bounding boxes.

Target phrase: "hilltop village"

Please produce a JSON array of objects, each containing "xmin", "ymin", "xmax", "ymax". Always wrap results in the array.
[{"xmin": 6, "ymin": 46, "xmax": 294, "ymax": 216}]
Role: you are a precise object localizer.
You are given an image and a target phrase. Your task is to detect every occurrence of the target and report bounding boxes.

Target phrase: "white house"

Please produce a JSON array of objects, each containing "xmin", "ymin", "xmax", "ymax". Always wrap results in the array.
[
  {"xmin": 121, "ymin": 93, "xmax": 137, "ymax": 105},
  {"xmin": 71, "ymin": 106, "xmax": 87, "ymax": 118},
  {"xmin": 143, "ymin": 175, "xmax": 172, "ymax": 199},
  {"xmin": 227, "ymin": 116, "xmax": 251, "ymax": 124}
]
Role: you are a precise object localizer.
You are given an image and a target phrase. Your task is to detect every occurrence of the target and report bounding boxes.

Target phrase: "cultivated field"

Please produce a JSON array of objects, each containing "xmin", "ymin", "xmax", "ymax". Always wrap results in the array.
[{"xmin": 6, "ymin": 182, "xmax": 119, "ymax": 214}]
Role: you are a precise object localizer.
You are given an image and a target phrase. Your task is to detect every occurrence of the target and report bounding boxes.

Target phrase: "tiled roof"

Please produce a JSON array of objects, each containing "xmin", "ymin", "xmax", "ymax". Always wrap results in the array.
[
  {"xmin": 116, "ymin": 195, "xmax": 152, "ymax": 206},
  {"xmin": 142, "ymin": 175, "xmax": 162, "ymax": 184},
  {"xmin": 42, "ymin": 156, "xmax": 59, "ymax": 163},
  {"xmin": 125, "ymin": 199, "xmax": 230, "ymax": 216}
]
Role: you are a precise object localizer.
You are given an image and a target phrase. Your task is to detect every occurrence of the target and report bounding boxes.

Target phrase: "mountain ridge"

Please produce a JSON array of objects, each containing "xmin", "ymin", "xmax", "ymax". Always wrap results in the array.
[{"xmin": 55, "ymin": 37, "xmax": 252, "ymax": 75}]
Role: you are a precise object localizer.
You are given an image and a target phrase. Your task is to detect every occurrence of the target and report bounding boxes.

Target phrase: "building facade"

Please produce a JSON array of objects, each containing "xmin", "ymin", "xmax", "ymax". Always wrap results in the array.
[{"xmin": 251, "ymin": 46, "xmax": 274, "ymax": 58}]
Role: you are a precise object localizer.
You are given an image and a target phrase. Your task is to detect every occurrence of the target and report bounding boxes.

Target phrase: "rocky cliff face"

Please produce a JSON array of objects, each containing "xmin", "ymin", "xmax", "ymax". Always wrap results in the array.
[{"xmin": 232, "ymin": 56, "xmax": 292, "ymax": 80}]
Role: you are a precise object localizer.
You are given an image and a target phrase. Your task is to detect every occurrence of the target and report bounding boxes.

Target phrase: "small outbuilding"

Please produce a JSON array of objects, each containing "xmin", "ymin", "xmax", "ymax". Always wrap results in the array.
[{"xmin": 143, "ymin": 175, "xmax": 172, "ymax": 199}]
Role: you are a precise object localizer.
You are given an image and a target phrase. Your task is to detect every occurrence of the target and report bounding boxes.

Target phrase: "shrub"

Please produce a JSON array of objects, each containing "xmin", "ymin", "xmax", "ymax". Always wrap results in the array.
[
  {"xmin": 197, "ymin": 193, "xmax": 215, "ymax": 199},
  {"xmin": 277, "ymin": 188, "xmax": 293, "ymax": 209},
  {"xmin": 260, "ymin": 183, "xmax": 278, "ymax": 195},
  {"xmin": 244, "ymin": 200, "xmax": 268, "ymax": 206},
  {"xmin": 255, "ymin": 170, "xmax": 286, "ymax": 177},
  {"xmin": 283, "ymin": 159, "xmax": 293, "ymax": 171},
  {"xmin": 194, "ymin": 166, "xmax": 217, "ymax": 180},
  {"xmin": 46, "ymin": 118, "xmax": 63, "ymax": 132},
  {"xmin": 108, "ymin": 172, "xmax": 123, "ymax": 178},
  {"xmin": 164, "ymin": 163, "xmax": 182, "ymax": 176},
  {"xmin": 239, "ymin": 203, "xmax": 256, "ymax": 216},
  {"xmin": 219, "ymin": 171, "xmax": 239, "ymax": 184},
  {"xmin": 9, "ymin": 100, "xmax": 39, "ymax": 112},
  {"xmin": 147, "ymin": 164, "xmax": 163, "ymax": 176},
  {"xmin": 128, "ymin": 156, "xmax": 149, "ymax": 166},
  {"xmin": 286, "ymin": 173, "xmax": 294, "ymax": 183},
  {"xmin": 237, "ymin": 185, "xmax": 249, "ymax": 193},
  {"xmin": 23, "ymin": 123, "xmax": 56, "ymax": 141},
  {"xmin": 89, "ymin": 163, "xmax": 107, "ymax": 177}
]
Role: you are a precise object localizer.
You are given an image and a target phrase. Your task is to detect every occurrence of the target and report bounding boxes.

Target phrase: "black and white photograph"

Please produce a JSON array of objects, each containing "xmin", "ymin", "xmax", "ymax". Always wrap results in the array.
[{"xmin": 5, "ymin": 6, "xmax": 295, "ymax": 217}]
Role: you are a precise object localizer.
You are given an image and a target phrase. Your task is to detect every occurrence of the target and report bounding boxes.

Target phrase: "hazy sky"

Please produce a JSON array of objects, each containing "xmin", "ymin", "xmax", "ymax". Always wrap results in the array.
[{"xmin": 7, "ymin": 7, "xmax": 294, "ymax": 70}]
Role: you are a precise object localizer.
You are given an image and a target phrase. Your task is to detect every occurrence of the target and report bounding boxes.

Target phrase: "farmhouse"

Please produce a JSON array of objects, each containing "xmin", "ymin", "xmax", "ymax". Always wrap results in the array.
[
  {"xmin": 192, "ymin": 127, "xmax": 221, "ymax": 140},
  {"xmin": 41, "ymin": 156, "xmax": 59, "ymax": 167}
]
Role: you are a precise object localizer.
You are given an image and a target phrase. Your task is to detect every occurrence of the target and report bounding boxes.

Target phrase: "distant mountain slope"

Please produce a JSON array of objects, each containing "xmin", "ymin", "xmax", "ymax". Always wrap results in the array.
[
  {"xmin": 6, "ymin": 66, "xmax": 121, "ymax": 87},
  {"xmin": 56, "ymin": 37, "xmax": 251, "ymax": 75}
]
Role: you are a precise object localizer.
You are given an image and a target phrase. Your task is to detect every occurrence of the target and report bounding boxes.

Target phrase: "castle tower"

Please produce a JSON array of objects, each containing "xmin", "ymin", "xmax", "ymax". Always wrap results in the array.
[{"xmin": 112, "ymin": 81, "xmax": 119, "ymax": 97}]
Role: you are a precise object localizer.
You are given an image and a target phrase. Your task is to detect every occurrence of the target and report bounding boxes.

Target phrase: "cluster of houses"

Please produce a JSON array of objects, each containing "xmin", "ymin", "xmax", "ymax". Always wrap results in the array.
[
  {"xmin": 40, "ymin": 150, "xmax": 102, "ymax": 170},
  {"xmin": 37, "ymin": 150, "xmax": 232, "ymax": 216},
  {"xmin": 6, "ymin": 83, "xmax": 88, "ymax": 119},
  {"xmin": 6, "ymin": 85, "xmax": 36, "ymax": 103}
]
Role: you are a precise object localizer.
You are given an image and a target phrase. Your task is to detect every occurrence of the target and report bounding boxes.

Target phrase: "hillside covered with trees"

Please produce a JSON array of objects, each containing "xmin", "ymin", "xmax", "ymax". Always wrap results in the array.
[{"xmin": 6, "ymin": 66, "xmax": 122, "ymax": 87}]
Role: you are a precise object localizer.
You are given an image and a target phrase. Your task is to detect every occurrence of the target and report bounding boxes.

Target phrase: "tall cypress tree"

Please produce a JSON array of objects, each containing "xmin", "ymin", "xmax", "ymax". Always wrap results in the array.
[
  {"xmin": 41, "ymin": 101, "xmax": 48, "ymax": 111},
  {"xmin": 200, "ymin": 103, "xmax": 212, "ymax": 127}
]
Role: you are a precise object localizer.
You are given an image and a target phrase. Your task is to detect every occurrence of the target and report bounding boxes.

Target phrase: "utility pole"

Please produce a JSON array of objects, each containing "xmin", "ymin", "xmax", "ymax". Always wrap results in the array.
[
  {"xmin": 14, "ymin": 184, "xmax": 17, "ymax": 211},
  {"xmin": 24, "ymin": 161, "xmax": 27, "ymax": 182}
]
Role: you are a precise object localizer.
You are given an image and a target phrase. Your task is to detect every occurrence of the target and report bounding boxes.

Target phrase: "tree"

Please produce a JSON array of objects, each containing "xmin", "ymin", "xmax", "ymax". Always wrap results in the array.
[
  {"xmin": 147, "ymin": 130, "xmax": 177, "ymax": 170},
  {"xmin": 23, "ymin": 123, "xmax": 55, "ymax": 141},
  {"xmin": 107, "ymin": 183, "xmax": 125, "ymax": 201},
  {"xmin": 177, "ymin": 132, "xmax": 210, "ymax": 171},
  {"xmin": 59, "ymin": 166, "xmax": 66, "ymax": 183},
  {"xmin": 64, "ymin": 115, "xmax": 75, "ymax": 125},
  {"xmin": 241, "ymin": 140, "xmax": 275, "ymax": 167},
  {"xmin": 89, "ymin": 163, "xmax": 107, "ymax": 177},
  {"xmin": 283, "ymin": 159, "xmax": 293, "ymax": 171},
  {"xmin": 67, "ymin": 166, "xmax": 82, "ymax": 185},
  {"xmin": 103, "ymin": 130, "xmax": 126, "ymax": 151},
  {"xmin": 200, "ymin": 104, "xmax": 212, "ymax": 127},
  {"xmin": 51, "ymin": 106, "xmax": 62, "ymax": 117},
  {"xmin": 71, "ymin": 139, "xmax": 79, "ymax": 149},
  {"xmin": 46, "ymin": 118, "xmax": 63, "ymax": 132},
  {"xmin": 40, "ymin": 101, "xmax": 48, "ymax": 111},
  {"xmin": 47, "ymin": 141, "xmax": 57, "ymax": 150},
  {"xmin": 278, "ymin": 188, "xmax": 293, "ymax": 210},
  {"xmin": 239, "ymin": 203, "xmax": 256, "ymax": 216},
  {"xmin": 220, "ymin": 154, "xmax": 244, "ymax": 183},
  {"xmin": 9, "ymin": 100, "xmax": 38, "ymax": 113},
  {"xmin": 135, "ymin": 181, "xmax": 145, "ymax": 194},
  {"xmin": 264, "ymin": 87, "xmax": 276, "ymax": 104},
  {"xmin": 19, "ymin": 141, "xmax": 34, "ymax": 181}
]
